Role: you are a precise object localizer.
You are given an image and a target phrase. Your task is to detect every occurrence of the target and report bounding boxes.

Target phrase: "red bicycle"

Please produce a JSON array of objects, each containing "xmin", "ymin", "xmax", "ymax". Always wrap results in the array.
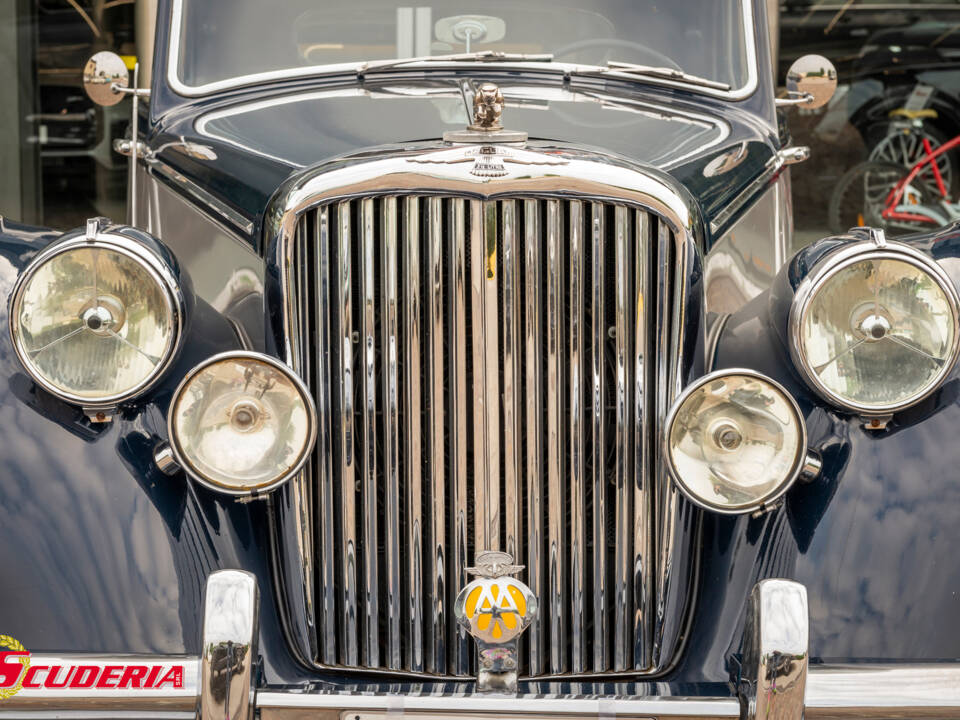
[{"xmin": 830, "ymin": 108, "xmax": 959, "ymax": 236}]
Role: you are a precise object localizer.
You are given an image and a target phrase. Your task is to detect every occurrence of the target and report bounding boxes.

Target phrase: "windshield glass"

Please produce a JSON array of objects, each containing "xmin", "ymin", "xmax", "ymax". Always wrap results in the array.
[{"xmin": 171, "ymin": 0, "xmax": 753, "ymax": 94}]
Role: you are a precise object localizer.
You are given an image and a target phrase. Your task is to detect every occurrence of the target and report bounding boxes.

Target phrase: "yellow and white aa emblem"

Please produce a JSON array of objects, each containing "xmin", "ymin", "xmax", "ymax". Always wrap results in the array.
[{"xmin": 454, "ymin": 551, "xmax": 537, "ymax": 645}]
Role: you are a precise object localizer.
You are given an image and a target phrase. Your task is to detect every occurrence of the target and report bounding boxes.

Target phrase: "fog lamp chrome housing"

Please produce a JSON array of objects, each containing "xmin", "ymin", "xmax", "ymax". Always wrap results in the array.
[
  {"xmin": 790, "ymin": 239, "xmax": 960, "ymax": 416},
  {"xmin": 664, "ymin": 369, "xmax": 808, "ymax": 514},
  {"xmin": 9, "ymin": 222, "xmax": 182, "ymax": 412},
  {"xmin": 168, "ymin": 351, "xmax": 317, "ymax": 495}
]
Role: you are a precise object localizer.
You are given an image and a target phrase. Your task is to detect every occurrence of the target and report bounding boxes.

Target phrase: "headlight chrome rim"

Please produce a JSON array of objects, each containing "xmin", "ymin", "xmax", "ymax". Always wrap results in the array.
[
  {"xmin": 8, "ymin": 230, "xmax": 184, "ymax": 408},
  {"xmin": 167, "ymin": 351, "xmax": 318, "ymax": 496},
  {"xmin": 789, "ymin": 240, "xmax": 960, "ymax": 415},
  {"xmin": 663, "ymin": 368, "xmax": 808, "ymax": 515}
]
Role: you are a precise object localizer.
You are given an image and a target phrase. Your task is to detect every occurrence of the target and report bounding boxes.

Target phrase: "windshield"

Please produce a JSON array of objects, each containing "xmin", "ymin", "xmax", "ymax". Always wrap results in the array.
[{"xmin": 170, "ymin": 0, "xmax": 755, "ymax": 96}]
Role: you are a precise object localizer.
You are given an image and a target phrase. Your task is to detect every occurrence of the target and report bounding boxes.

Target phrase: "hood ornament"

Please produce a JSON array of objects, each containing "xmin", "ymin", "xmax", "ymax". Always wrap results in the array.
[
  {"xmin": 444, "ymin": 82, "xmax": 528, "ymax": 144},
  {"xmin": 455, "ymin": 551, "xmax": 538, "ymax": 693}
]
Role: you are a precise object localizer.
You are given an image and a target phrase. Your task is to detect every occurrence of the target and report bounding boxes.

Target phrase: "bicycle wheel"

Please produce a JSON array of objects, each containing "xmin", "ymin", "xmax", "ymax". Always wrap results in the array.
[{"xmin": 828, "ymin": 161, "xmax": 938, "ymax": 237}]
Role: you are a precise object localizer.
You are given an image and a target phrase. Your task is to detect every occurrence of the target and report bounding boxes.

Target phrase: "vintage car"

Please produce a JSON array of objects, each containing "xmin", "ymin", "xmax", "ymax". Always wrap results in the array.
[{"xmin": 1, "ymin": 0, "xmax": 958, "ymax": 718}]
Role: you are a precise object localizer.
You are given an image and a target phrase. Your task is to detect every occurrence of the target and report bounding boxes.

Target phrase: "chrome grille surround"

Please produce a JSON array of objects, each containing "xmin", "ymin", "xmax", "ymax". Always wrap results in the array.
[{"xmin": 266, "ymin": 142, "xmax": 702, "ymax": 679}]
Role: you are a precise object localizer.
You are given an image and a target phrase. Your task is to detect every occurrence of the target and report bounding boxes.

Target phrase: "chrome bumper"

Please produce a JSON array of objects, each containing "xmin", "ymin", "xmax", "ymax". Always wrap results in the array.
[{"xmin": 1, "ymin": 571, "xmax": 958, "ymax": 720}]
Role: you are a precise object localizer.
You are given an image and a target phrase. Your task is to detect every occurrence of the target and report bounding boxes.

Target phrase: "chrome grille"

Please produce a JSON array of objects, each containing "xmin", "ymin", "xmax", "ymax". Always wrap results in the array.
[{"xmin": 290, "ymin": 194, "xmax": 678, "ymax": 677}]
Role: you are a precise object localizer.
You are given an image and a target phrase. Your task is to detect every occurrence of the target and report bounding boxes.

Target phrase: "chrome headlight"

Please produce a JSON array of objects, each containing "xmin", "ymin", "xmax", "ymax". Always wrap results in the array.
[
  {"xmin": 665, "ymin": 370, "xmax": 808, "ymax": 514},
  {"xmin": 168, "ymin": 352, "xmax": 317, "ymax": 495},
  {"xmin": 9, "ymin": 225, "xmax": 182, "ymax": 409},
  {"xmin": 790, "ymin": 240, "xmax": 960, "ymax": 415}
]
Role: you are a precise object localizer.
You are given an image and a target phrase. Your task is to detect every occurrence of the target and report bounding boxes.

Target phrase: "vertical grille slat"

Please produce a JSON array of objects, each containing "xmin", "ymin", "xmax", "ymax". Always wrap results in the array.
[
  {"xmin": 590, "ymin": 201, "xmax": 608, "ymax": 673},
  {"xmin": 382, "ymin": 196, "xmax": 402, "ymax": 670},
  {"xmin": 403, "ymin": 196, "xmax": 424, "ymax": 672},
  {"xmin": 315, "ymin": 206, "xmax": 337, "ymax": 665},
  {"xmin": 360, "ymin": 197, "xmax": 380, "ymax": 668},
  {"xmin": 568, "ymin": 199, "xmax": 586, "ymax": 674},
  {"xmin": 501, "ymin": 200, "xmax": 522, "ymax": 563},
  {"xmin": 545, "ymin": 199, "xmax": 566, "ymax": 675},
  {"xmin": 426, "ymin": 197, "xmax": 446, "ymax": 674},
  {"xmin": 612, "ymin": 205, "xmax": 633, "ymax": 672},
  {"xmin": 294, "ymin": 193, "xmax": 679, "ymax": 678},
  {"xmin": 633, "ymin": 210, "xmax": 654, "ymax": 671},
  {"xmin": 449, "ymin": 198, "xmax": 471, "ymax": 677},
  {"xmin": 523, "ymin": 199, "xmax": 545, "ymax": 677},
  {"xmin": 335, "ymin": 200, "xmax": 359, "ymax": 667}
]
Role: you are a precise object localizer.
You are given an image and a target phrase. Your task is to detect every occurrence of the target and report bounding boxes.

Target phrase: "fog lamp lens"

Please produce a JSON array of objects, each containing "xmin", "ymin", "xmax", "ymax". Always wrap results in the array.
[
  {"xmin": 168, "ymin": 352, "xmax": 317, "ymax": 494},
  {"xmin": 665, "ymin": 370, "xmax": 807, "ymax": 514},
  {"xmin": 10, "ymin": 238, "xmax": 179, "ymax": 404}
]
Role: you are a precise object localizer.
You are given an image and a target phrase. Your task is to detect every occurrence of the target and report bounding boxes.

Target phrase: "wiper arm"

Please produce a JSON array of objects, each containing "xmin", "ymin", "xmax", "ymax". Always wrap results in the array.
[
  {"xmin": 358, "ymin": 51, "xmax": 554, "ymax": 76},
  {"xmin": 600, "ymin": 61, "xmax": 731, "ymax": 91}
]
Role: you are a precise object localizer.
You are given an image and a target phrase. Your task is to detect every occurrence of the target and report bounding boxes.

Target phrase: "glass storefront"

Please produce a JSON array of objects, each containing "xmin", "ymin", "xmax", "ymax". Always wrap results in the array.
[
  {"xmin": 781, "ymin": 1, "xmax": 960, "ymax": 243},
  {"xmin": 2, "ymin": 1, "xmax": 960, "ymax": 244}
]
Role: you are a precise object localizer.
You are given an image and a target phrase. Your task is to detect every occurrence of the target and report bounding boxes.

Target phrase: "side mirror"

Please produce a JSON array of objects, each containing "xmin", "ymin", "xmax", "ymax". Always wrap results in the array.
[
  {"xmin": 82, "ymin": 51, "xmax": 130, "ymax": 106},
  {"xmin": 779, "ymin": 54, "xmax": 838, "ymax": 110}
]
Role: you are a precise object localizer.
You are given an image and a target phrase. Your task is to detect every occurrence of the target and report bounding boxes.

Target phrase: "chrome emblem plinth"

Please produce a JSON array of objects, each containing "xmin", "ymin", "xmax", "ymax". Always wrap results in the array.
[
  {"xmin": 455, "ymin": 551, "xmax": 537, "ymax": 693},
  {"xmin": 443, "ymin": 82, "xmax": 528, "ymax": 144}
]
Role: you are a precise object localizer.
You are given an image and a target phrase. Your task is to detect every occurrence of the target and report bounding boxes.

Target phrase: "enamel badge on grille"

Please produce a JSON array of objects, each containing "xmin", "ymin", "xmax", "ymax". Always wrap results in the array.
[{"xmin": 454, "ymin": 551, "xmax": 537, "ymax": 691}]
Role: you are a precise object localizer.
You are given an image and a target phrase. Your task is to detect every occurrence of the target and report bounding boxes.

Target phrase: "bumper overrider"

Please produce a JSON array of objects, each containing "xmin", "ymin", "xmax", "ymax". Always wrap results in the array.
[{"xmin": 0, "ymin": 572, "xmax": 957, "ymax": 719}]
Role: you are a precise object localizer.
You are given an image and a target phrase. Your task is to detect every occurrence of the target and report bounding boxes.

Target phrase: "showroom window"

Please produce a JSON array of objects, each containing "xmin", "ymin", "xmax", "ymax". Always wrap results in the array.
[
  {"xmin": 781, "ymin": 1, "xmax": 960, "ymax": 242},
  {"xmin": 2, "ymin": 1, "xmax": 960, "ymax": 242},
  {"xmin": 0, "ymin": 0, "xmax": 145, "ymax": 229}
]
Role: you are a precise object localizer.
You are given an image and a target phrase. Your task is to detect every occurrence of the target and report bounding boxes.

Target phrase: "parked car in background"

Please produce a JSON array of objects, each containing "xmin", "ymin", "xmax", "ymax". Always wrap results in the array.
[{"xmin": 1, "ymin": 1, "xmax": 959, "ymax": 717}]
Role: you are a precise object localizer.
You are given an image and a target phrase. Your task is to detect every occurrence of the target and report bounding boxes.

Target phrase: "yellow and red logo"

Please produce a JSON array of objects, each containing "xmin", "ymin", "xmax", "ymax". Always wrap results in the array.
[
  {"xmin": 454, "ymin": 551, "xmax": 538, "ymax": 646},
  {"xmin": 0, "ymin": 636, "xmax": 29, "ymax": 699},
  {"xmin": 0, "ymin": 635, "xmax": 184, "ymax": 699}
]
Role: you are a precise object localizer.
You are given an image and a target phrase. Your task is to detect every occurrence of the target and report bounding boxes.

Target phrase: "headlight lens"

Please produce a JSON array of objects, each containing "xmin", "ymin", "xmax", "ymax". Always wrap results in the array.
[
  {"xmin": 168, "ymin": 352, "xmax": 317, "ymax": 495},
  {"xmin": 10, "ymin": 233, "xmax": 180, "ymax": 405},
  {"xmin": 665, "ymin": 370, "xmax": 807, "ymax": 514},
  {"xmin": 792, "ymin": 243, "xmax": 960, "ymax": 413}
]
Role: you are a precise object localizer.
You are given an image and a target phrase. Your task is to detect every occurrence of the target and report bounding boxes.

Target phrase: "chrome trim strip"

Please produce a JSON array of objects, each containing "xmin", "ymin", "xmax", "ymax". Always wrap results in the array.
[
  {"xmin": 806, "ymin": 665, "xmax": 960, "ymax": 718},
  {"xmin": 612, "ymin": 205, "xmax": 632, "ymax": 671},
  {"xmin": 360, "ymin": 197, "xmax": 380, "ymax": 668},
  {"xmin": 146, "ymin": 158, "xmax": 254, "ymax": 235},
  {"xmin": 545, "ymin": 198, "xmax": 566, "ymax": 675},
  {"xmin": 381, "ymin": 196, "xmax": 403, "ymax": 670},
  {"xmin": 524, "ymin": 198, "xmax": 545, "ymax": 677},
  {"xmin": 167, "ymin": 0, "xmax": 759, "ymax": 102},
  {"xmin": 201, "ymin": 570, "xmax": 259, "ymax": 720},
  {"xmin": 708, "ymin": 154, "xmax": 784, "ymax": 236},
  {"xmin": 316, "ymin": 206, "xmax": 337, "ymax": 664},
  {"xmin": 739, "ymin": 579, "xmax": 807, "ymax": 720},
  {"xmin": 255, "ymin": 693, "xmax": 740, "ymax": 716},
  {"xmin": 568, "ymin": 199, "xmax": 586, "ymax": 674},
  {"xmin": 449, "ymin": 198, "xmax": 470, "ymax": 676},
  {"xmin": 404, "ymin": 196, "xmax": 425, "ymax": 672},
  {"xmin": 426, "ymin": 196, "xmax": 446, "ymax": 674},
  {"xmin": 590, "ymin": 202, "xmax": 608, "ymax": 673},
  {"xmin": 336, "ymin": 200, "xmax": 359, "ymax": 666},
  {"xmin": 633, "ymin": 209, "xmax": 653, "ymax": 671},
  {"xmin": 502, "ymin": 200, "xmax": 522, "ymax": 562}
]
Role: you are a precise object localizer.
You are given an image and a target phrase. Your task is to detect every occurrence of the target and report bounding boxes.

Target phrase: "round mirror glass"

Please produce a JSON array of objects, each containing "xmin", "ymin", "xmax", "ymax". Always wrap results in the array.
[
  {"xmin": 786, "ymin": 54, "xmax": 838, "ymax": 110},
  {"xmin": 82, "ymin": 51, "xmax": 129, "ymax": 107}
]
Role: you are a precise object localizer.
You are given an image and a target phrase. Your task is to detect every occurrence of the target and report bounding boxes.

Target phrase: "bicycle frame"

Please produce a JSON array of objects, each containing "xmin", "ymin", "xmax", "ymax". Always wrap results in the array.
[{"xmin": 883, "ymin": 133, "xmax": 960, "ymax": 225}]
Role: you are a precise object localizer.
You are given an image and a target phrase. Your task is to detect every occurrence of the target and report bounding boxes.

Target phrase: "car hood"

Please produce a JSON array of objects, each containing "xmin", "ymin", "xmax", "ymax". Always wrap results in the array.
[{"xmin": 151, "ymin": 78, "xmax": 777, "ymax": 247}]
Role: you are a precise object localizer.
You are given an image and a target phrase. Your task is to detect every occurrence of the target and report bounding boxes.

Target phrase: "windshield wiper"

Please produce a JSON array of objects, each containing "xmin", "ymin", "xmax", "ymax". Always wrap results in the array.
[
  {"xmin": 598, "ymin": 61, "xmax": 731, "ymax": 91},
  {"xmin": 358, "ymin": 51, "xmax": 554, "ymax": 76}
]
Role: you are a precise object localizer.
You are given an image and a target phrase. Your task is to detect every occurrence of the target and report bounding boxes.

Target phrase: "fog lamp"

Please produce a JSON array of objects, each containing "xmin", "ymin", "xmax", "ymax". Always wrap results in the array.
[
  {"xmin": 168, "ymin": 351, "xmax": 317, "ymax": 495},
  {"xmin": 9, "ymin": 227, "xmax": 181, "ymax": 408},
  {"xmin": 664, "ymin": 370, "xmax": 808, "ymax": 514}
]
